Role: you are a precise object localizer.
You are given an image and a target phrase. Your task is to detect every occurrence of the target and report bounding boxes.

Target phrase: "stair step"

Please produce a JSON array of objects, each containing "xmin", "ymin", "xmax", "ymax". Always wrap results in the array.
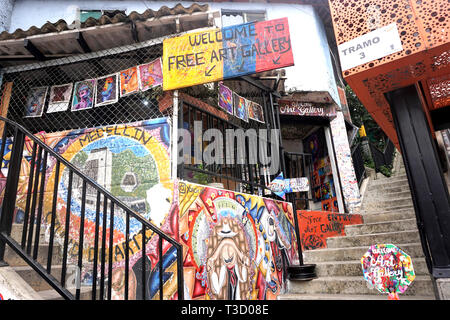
[
  {"xmin": 278, "ymin": 293, "xmax": 435, "ymax": 300},
  {"xmin": 363, "ymin": 204, "xmax": 414, "ymax": 214},
  {"xmin": 374, "ymin": 174, "xmax": 407, "ymax": 182},
  {"xmin": 13, "ymin": 265, "xmax": 68, "ymax": 292},
  {"xmin": 38, "ymin": 286, "xmax": 93, "ymax": 300},
  {"xmin": 314, "ymin": 258, "xmax": 429, "ymax": 277},
  {"xmin": 361, "ymin": 210, "xmax": 415, "ymax": 223},
  {"xmin": 368, "ymin": 178, "xmax": 409, "ymax": 189},
  {"xmin": 326, "ymin": 230, "xmax": 421, "ymax": 248},
  {"xmin": 303, "ymin": 243, "xmax": 425, "ymax": 263},
  {"xmin": 286, "ymin": 275, "xmax": 434, "ymax": 296},
  {"xmin": 10, "ymin": 223, "xmax": 46, "ymax": 244},
  {"xmin": 366, "ymin": 184, "xmax": 411, "ymax": 195},
  {"xmin": 363, "ymin": 190, "xmax": 412, "ymax": 202},
  {"xmin": 4, "ymin": 243, "xmax": 63, "ymax": 267},
  {"xmin": 363, "ymin": 195, "xmax": 412, "ymax": 206},
  {"xmin": 345, "ymin": 218, "xmax": 418, "ymax": 236}
]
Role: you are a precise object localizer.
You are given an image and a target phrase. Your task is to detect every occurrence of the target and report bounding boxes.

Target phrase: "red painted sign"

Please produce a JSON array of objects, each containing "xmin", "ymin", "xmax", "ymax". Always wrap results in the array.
[
  {"xmin": 278, "ymin": 100, "xmax": 336, "ymax": 118},
  {"xmin": 296, "ymin": 210, "xmax": 363, "ymax": 250}
]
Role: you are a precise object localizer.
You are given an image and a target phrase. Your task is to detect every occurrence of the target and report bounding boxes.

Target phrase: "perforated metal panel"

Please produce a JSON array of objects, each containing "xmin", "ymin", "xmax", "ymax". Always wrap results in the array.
[{"xmin": 328, "ymin": 0, "xmax": 450, "ymax": 146}]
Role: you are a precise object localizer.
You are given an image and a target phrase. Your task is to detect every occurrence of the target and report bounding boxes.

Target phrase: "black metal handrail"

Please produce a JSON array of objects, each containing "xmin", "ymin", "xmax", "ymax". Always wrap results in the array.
[
  {"xmin": 0, "ymin": 116, "xmax": 184, "ymax": 300},
  {"xmin": 369, "ymin": 138, "xmax": 396, "ymax": 173},
  {"xmin": 351, "ymin": 142, "xmax": 367, "ymax": 187}
]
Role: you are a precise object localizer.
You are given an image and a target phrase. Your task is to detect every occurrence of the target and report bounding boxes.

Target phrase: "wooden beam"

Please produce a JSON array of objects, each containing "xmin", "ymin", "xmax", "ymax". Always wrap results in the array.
[
  {"xmin": 23, "ymin": 39, "xmax": 45, "ymax": 61},
  {"xmin": 130, "ymin": 21, "xmax": 139, "ymax": 43},
  {"xmin": 75, "ymin": 32, "xmax": 91, "ymax": 53}
]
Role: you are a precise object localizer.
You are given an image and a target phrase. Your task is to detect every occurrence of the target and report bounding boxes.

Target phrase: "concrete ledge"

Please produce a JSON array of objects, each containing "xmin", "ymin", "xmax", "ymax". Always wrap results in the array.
[
  {"xmin": 436, "ymin": 278, "xmax": 450, "ymax": 300},
  {"xmin": 0, "ymin": 266, "xmax": 42, "ymax": 300}
]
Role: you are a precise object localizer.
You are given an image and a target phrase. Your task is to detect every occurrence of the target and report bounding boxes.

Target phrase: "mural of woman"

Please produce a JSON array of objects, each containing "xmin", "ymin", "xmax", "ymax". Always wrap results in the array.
[
  {"xmin": 206, "ymin": 219, "xmax": 250, "ymax": 300},
  {"xmin": 72, "ymin": 80, "xmax": 95, "ymax": 111}
]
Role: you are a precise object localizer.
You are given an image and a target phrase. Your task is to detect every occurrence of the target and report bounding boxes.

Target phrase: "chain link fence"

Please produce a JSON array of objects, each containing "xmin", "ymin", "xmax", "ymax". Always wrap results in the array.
[{"xmin": 1, "ymin": 41, "xmax": 168, "ymax": 135}]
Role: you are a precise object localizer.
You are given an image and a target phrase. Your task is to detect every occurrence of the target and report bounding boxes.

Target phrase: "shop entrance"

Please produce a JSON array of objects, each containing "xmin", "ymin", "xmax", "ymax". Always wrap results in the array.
[{"xmin": 281, "ymin": 115, "xmax": 345, "ymax": 213}]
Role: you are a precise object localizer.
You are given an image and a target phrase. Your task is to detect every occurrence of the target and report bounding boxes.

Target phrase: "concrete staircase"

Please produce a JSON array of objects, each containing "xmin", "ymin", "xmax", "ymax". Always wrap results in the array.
[
  {"xmin": 3, "ymin": 223, "xmax": 93, "ymax": 300},
  {"xmin": 279, "ymin": 156, "xmax": 438, "ymax": 300}
]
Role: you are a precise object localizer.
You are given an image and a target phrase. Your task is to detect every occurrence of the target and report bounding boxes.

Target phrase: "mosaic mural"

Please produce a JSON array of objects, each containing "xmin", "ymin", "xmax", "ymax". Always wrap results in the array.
[
  {"xmin": 1, "ymin": 119, "xmax": 300, "ymax": 300},
  {"xmin": 1, "ymin": 118, "xmax": 179, "ymax": 299}
]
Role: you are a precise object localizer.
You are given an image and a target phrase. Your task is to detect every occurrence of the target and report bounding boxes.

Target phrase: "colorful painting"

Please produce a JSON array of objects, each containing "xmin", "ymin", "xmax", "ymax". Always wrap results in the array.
[
  {"xmin": 361, "ymin": 244, "xmax": 415, "ymax": 299},
  {"xmin": 297, "ymin": 210, "xmax": 363, "ymax": 250},
  {"xmin": 178, "ymin": 181, "xmax": 299, "ymax": 300},
  {"xmin": 218, "ymin": 82, "xmax": 233, "ymax": 114},
  {"xmin": 138, "ymin": 58, "xmax": 163, "ymax": 91},
  {"xmin": 47, "ymin": 83, "xmax": 73, "ymax": 113},
  {"xmin": 248, "ymin": 101, "xmax": 265, "ymax": 123},
  {"xmin": 95, "ymin": 73, "xmax": 118, "ymax": 107},
  {"xmin": 233, "ymin": 93, "xmax": 249, "ymax": 123},
  {"xmin": 71, "ymin": 80, "xmax": 95, "ymax": 111},
  {"xmin": 120, "ymin": 67, "xmax": 139, "ymax": 97},
  {"xmin": 24, "ymin": 86, "xmax": 48, "ymax": 117},
  {"xmin": 268, "ymin": 172, "xmax": 309, "ymax": 199},
  {"xmin": 163, "ymin": 18, "xmax": 294, "ymax": 90},
  {"xmin": 7, "ymin": 118, "xmax": 176, "ymax": 300}
]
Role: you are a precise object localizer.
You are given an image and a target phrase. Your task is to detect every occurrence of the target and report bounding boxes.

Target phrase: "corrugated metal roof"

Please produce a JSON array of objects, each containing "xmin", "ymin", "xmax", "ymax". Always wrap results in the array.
[
  {"xmin": 0, "ymin": 3, "xmax": 216, "ymax": 67},
  {"xmin": 0, "ymin": 3, "xmax": 209, "ymax": 41}
]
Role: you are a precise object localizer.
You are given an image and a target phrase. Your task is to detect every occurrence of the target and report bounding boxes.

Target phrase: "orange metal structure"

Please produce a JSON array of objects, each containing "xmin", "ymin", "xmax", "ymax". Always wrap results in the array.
[{"xmin": 328, "ymin": 0, "xmax": 449, "ymax": 148}]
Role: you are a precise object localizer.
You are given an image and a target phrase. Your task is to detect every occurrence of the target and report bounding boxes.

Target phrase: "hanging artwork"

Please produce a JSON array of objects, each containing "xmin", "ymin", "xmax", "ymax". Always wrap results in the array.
[
  {"xmin": 138, "ymin": 58, "xmax": 163, "ymax": 91},
  {"xmin": 233, "ymin": 93, "xmax": 249, "ymax": 122},
  {"xmin": 24, "ymin": 86, "xmax": 48, "ymax": 118},
  {"xmin": 95, "ymin": 73, "xmax": 119, "ymax": 107},
  {"xmin": 248, "ymin": 101, "xmax": 265, "ymax": 123},
  {"xmin": 120, "ymin": 66, "xmax": 139, "ymax": 97},
  {"xmin": 218, "ymin": 82, "xmax": 233, "ymax": 114},
  {"xmin": 71, "ymin": 79, "xmax": 95, "ymax": 111},
  {"xmin": 47, "ymin": 83, "xmax": 73, "ymax": 113}
]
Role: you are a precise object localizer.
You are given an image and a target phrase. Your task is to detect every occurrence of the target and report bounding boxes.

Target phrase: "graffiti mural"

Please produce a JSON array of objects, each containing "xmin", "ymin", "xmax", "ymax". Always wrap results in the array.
[
  {"xmin": 0, "ymin": 118, "xmax": 182, "ymax": 299},
  {"xmin": 178, "ymin": 181, "xmax": 298, "ymax": 300},
  {"xmin": 330, "ymin": 112, "xmax": 361, "ymax": 211},
  {"xmin": 297, "ymin": 210, "xmax": 363, "ymax": 250}
]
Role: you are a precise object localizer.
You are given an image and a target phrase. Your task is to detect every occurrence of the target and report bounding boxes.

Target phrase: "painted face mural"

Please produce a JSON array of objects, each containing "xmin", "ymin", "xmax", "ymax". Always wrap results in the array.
[{"xmin": 178, "ymin": 181, "xmax": 298, "ymax": 300}]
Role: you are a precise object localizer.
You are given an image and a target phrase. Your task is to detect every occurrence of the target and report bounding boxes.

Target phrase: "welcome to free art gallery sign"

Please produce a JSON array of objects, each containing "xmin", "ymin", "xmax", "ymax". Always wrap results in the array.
[{"xmin": 162, "ymin": 18, "xmax": 294, "ymax": 90}]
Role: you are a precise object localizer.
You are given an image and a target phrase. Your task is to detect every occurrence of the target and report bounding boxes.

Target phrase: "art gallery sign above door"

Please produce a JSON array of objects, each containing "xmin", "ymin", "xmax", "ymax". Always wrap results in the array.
[
  {"xmin": 162, "ymin": 17, "xmax": 294, "ymax": 90},
  {"xmin": 278, "ymin": 99, "xmax": 336, "ymax": 118}
]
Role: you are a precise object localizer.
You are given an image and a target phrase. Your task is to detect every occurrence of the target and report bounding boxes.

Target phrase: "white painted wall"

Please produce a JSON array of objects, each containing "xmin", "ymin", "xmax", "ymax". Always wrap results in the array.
[
  {"xmin": 0, "ymin": 0, "xmax": 14, "ymax": 32},
  {"xmin": 8, "ymin": 1, "xmax": 340, "ymax": 103}
]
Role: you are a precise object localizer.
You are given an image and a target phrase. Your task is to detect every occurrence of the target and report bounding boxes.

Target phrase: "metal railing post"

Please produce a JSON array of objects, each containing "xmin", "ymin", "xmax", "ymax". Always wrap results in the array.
[{"xmin": 0, "ymin": 127, "xmax": 25, "ymax": 265}]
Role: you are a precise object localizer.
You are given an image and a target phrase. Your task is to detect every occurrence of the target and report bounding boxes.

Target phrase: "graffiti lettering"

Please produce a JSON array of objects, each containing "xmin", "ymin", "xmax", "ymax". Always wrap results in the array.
[{"xmin": 78, "ymin": 125, "xmax": 153, "ymax": 148}]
